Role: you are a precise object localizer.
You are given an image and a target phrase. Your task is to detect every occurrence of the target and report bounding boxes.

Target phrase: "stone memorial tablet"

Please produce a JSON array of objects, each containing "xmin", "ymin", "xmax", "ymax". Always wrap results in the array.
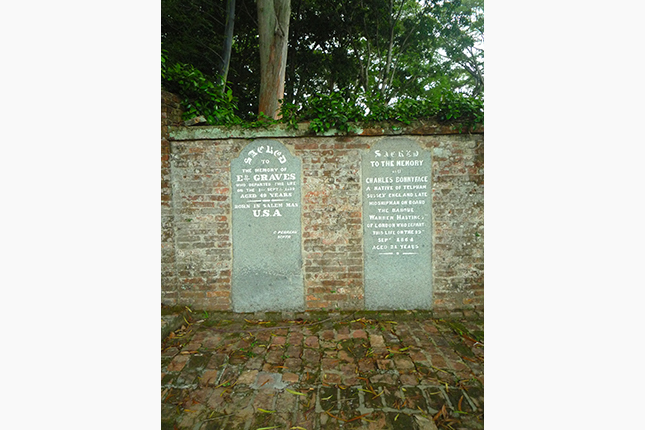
[
  {"xmin": 231, "ymin": 139, "xmax": 304, "ymax": 312},
  {"xmin": 362, "ymin": 138, "xmax": 433, "ymax": 309}
]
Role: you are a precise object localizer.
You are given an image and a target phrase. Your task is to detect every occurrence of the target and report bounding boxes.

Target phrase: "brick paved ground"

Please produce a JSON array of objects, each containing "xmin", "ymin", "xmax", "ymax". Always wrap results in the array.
[{"xmin": 161, "ymin": 307, "xmax": 484, "ymax": 430}]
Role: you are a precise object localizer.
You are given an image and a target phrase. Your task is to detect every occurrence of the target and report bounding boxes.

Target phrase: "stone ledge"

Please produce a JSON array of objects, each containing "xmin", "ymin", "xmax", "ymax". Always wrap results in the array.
[{"xmin": 168, "ymin": 120, "xmax": 483, "ymax": 141}]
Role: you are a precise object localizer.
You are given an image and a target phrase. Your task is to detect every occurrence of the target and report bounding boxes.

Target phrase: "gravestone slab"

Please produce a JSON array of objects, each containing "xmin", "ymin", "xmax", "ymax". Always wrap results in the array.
[
  {"xmin": 231, "ymin": 139, "xmax": 304, "ymax": 312},
  {"xmin": 362, "ymin": 137, "xmax": 433, "ymax": 309}
]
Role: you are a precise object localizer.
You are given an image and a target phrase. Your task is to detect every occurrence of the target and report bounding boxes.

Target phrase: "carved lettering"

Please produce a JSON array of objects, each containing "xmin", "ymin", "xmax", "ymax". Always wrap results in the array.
[
  {"xmin": 363, "ymin": 141, "xmax": 431, "ymax": 257},
  {"xmin": 362, "ymin": 138, "xmax": 433, "ymax": 309},
  {"xmin": 252, "ymin": 209, "xmax": 283, "ymax": 217}
]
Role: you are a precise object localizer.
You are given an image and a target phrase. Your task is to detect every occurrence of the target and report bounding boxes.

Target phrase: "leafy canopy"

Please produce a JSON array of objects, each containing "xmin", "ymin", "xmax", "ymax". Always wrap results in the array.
[{"xmin": 161, "ymin": 0, "xmax": 484, "ymax": 132}]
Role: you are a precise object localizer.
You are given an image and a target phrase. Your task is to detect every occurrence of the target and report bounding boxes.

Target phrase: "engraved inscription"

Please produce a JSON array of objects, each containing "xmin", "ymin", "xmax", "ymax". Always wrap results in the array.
[
  {"xmin": 363, "ymin": 149, "xmax": 429, "ymax": 256},
  {"xmin": 233, "ymin": 142, "xmax": 299, "ymax": 221},
  {"xmin": 362, "ymin": 138, "xmax": 433, "ymax": 310}
]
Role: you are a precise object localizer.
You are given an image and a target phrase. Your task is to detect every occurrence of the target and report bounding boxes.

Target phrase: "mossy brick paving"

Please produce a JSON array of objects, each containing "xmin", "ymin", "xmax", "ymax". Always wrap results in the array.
[{"xmin": 161, "ymin": 309, "xmax": 484, "ymax": 429}]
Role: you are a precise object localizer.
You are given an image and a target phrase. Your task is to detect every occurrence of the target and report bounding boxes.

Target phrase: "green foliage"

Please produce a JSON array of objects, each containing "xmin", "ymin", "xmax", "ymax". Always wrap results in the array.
[
  {"xmin": 392, "ymin": 82, "xmax": 485, "ymax": 125},
  {"xmin": 277, "ymin": 100, "xmax": 300, "ymax": 130},
  {"xmin": 162, "ymin": 0, "xmax": 260, "ymax": 121},
  {"xmin": 275, "ymin": 84, "xmax": 483, "ymax": 134},
  {"xmin": 285, "ymin": 0, "xmax": 484, "ymax": 106},
  {"xmin": 240, "ymin": 112, "xmax": 277, "ymax": 129},
  {"xmin": 162, "ymin": 0, "xmax": 483, "ymax": 120},
  {"xmin": 162, "ymin": 47, "xmax": 483, "ymax": 131},
  {"xmin": 294, "ymin": 92, "xmax": 365, "ymax": 134},
  {"xmin": 162, "ymin": 51, "xmax": 241, "ymax": 125},
  {"xmin": 162, "ymin": 33, "xmax": 482, "ymax": 133}
]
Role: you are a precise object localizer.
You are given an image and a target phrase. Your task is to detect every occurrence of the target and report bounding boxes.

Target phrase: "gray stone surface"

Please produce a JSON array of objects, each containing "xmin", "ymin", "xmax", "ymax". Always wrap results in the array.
[
  {"xmin": 231, "ymin": 139, "xmax": 304, "ymax": 312},
  {"xmin": 362, "ymin": 137, "xmax": 433, "ymax": 309},
  {"xmin": 249, "ymin": 372, "xmax": 289, "ymax": 390}
]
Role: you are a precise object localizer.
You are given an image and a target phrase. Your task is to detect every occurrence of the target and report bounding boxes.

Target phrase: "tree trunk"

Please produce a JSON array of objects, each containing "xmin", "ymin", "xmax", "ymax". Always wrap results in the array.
[
  {"xmin": 218, "ymin": 0, "xmax": 236, "ymax": 92},
  {"xmin": 257, "ymin": 0, "xmax": 291, "ymax": 119}
]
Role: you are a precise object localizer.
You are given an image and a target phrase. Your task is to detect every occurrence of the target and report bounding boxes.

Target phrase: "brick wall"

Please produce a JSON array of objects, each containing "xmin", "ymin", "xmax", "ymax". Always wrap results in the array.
[
  {"xmin": 161, "ymin": 90, "xmax": 182, "ymax": 304},
  {"xmin": 428, "ymin": 134, "xmax": 484, "ymax": 310},
  {"xmin": 161, "ymin": 93, "xmax": 483, "ymax": 312},
  {"xmin": 297, "ymin": 137, "xmax": 366, "ymax": 310}
]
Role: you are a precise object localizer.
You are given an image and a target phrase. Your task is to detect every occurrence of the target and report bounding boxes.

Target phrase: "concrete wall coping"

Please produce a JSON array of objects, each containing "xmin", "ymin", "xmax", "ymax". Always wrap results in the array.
[{"xmin": 168, "ymin": 120, "xmax": 483, "ymax": 141}]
